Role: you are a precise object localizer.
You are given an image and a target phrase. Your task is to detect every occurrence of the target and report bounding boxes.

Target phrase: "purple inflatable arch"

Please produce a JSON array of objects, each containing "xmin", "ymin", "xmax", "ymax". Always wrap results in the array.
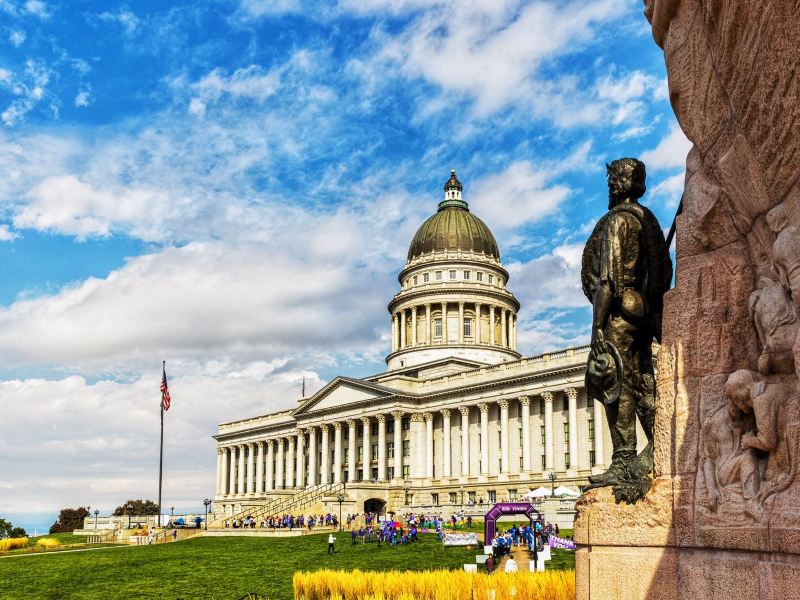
[{"xmin": 483, "ymin": 502, "xmax": 540, "ymax": 545}]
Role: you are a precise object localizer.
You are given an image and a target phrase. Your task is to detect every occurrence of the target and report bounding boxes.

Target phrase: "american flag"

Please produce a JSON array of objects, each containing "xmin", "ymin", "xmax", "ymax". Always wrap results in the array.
[{"xmin": 160, "ymin": 363, "xmax": 171, "ymax": 412}]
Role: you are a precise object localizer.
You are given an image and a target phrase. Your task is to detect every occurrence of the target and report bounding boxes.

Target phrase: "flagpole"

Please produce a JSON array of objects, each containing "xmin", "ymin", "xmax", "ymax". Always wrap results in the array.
[{"xmin": 158, "ymin": 360, "xmax": 165, "ymax": 525}]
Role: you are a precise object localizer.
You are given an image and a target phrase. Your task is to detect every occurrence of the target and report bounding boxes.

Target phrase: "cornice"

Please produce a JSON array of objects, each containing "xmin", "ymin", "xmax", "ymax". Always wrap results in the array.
[{"xmin": 388, "ymin": 286, "xmax": 520, "ymax": 313}]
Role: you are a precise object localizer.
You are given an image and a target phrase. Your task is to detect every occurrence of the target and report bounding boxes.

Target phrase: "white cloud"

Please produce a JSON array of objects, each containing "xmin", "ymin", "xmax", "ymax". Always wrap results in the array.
[
  {"xmin": 641, "ymin": 122, "xmax": 691, "ymax": 170},
  {"xmin": 74, "ymin": 90, "xmax": 90, "ymax": 107},
  {"xmin": 9, "ymin": 29, "xmax": 26, "ymax": 46},
  {"xmin": 237, "ymin": 0, "xmax": 302, "ymax": 18},
  {"xmin": 508, "ymin": 242, "xmax": 587, "ymax": 314},
  {"xmin": 0, "ymin": 59, "xmax": 52, "ymax": 126},
  {"xmin": 0, "ymin": 224, "xmax": 18, "ymax": 240},
  {"xmin": 649, "ymin": 172, "xmax": 684, "ymax": 209},
  {"xmin": 24, "ymin": 0, "xmax": 48, "ymax": 19},
  {"xmin": 96, "ymin": 10, "xmax": 140, "ymax": 36}
]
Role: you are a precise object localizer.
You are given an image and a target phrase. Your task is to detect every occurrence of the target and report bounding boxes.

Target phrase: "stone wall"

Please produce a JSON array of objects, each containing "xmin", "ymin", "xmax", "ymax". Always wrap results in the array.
[{"xmin": 575, "ymin": 1, "xmax": 800, "ymax": 597}]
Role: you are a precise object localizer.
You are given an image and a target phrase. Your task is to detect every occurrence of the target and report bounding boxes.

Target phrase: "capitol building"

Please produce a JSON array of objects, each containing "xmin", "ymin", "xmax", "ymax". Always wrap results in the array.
[{"xmin": 211, "ymin": 171, "xmax": 618, "ymax": 520}]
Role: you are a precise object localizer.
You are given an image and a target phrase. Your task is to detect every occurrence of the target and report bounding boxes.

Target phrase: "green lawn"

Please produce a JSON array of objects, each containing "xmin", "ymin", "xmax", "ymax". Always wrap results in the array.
[{"xmin": 0, "ymin": 532, "xmax": 575, "ymax": 600}]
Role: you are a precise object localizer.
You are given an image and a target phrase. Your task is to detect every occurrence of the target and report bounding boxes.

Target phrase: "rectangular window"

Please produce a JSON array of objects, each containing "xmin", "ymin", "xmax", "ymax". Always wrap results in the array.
[
  {"xmin": 488, "ymin": 274, "xmax": 494, "ymax": 284},
  {"xmin": 387, "ymin": 466, "xmax": 395, "ymax": 479},
  {"xmin": 387, "ymin": 420, "xmax": 395, "ymax": 434},
  {"xmin": 412, "ymin": 276, "xmax": 417, "ymax": 285},
  {"xmin": 563, "ymin": 397, "xmax": 569, "ymax": 412},
  {"xmin": 541, "ymin": 455, "xmax": 546, "ymax": 470},
  {"xmin": 405, "ymin": 492, "xmax": 413, "ymax": 505},
  {"xmin": 463, "ymin": 270, "xmax": 470, "ymax": 280},
  {"xmin": 357, "ymin": 424, "xmax": 363, "ymax": 437},
  {"xmin": 434, "ymin": 318, "xmax": 443, "ymax": 338},
  {"xmin": 540, "ymin": 397, "xmax": 545, "ymax": 414},
  {"xmin": 509, "ymin": 489, "xmax": 517, "ymax": 501},
  {"xmin": 387, "ymin": 441, "xmax": 394, "ymax": 458},
  {"xmin": 565, "ymin": 453, "xmax": 571, "ymax": 469},
  {"xmin": 402, "ymin": 440, "xmax": 410, "ymax": 457},
  {"xmin": 423, "ymin": 272, "xmax": 430, "ymax": 283},
  {"xmin": 564, "ymin": 422, "xmax": 570, "ymax": 443},
  {"xmin": 589, "ymin": 450, "xmax": 596, "ymax": 467},
  {"xmin": 477, "ymin": 272, "xmax": 483, "ymax": 282},
  {"xmin": 435, "ymin": 270, "xmax": 442, "ymax": 281},
  {"xmin": 432, "ymin": 493, "xmax": 439, "ymax": 505},
  {"xmin": 588, "ymin": 419, "xmax": 595, "ymax": 441},
  {"xmin": 358, "ymin": 446, "xmax": 363, "ymax": 460},
  {"xmin": 343, "ymin": 428, "xmax": 349, "ymax": 440},
  {"xmin": 371, "ymin": 423, "xmax": 379, "ymax": 436},
  {"xmin": 488, "ymin": 490, "xmax": 496, "ymax": 503},
  {"xmin": 468, "ymin": 491, "xmax": 476, "ymax": 503},
  {"xmin": 540, "ymin": 425, "xmax": 546, "ymax": 445},
  {"xmin": 463, "ymin": 318, "xmax": 472, "ymax": 338},
  {"xmin": 402, "ymin": 465, "xmax": 410, "ymax": 480},
  {"xmin": 371, "ymin": 443, "xmax": 378, "ymax": 460},
  {"xmin": 402, "ymin": 417, "xmax": 410, "ymax": 431},
  {"xmin": 449, "ymin": 492, "xmax": 457, "ymax": 503},
  {"xmin": 344, "ymin": 448, "xmax": 349, "ymax": 461},
  {"xmin": 449, "ymin": 269, "xmax": 457, "ymax": 280},
  {"xmin": 372, "ymin": 467, "xmax": 378, "ymax": 479}
]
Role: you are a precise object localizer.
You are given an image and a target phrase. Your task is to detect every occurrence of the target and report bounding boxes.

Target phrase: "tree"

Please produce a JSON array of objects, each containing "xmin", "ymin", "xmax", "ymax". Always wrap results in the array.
[
  {"xmin": 0, "ymin": 518, "xmax": 27, "ymax": 539},
  {"xmin": 113, "ymin": 499, "xmax": 159, "ymax": 516},
  {"xmin": 49, "ymin": 507, "xmax": 89, "ymax": 534}
]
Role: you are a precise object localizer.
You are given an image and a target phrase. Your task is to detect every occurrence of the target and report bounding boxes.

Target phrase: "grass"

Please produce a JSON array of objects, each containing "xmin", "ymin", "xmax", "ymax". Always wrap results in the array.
[
  {"xmin": 28, "ymin": 533, "xmax": 89, "ymax": 546},
  {"xmin": 0, "ymin": 532, "xmax": 575, "ymax": 600}
]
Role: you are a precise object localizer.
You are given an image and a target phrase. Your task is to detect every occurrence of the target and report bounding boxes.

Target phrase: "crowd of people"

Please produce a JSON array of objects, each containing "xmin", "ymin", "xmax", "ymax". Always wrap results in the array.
[{"xmin": 222, "ymin": 513, "xmax": 339, "ymax": 530}]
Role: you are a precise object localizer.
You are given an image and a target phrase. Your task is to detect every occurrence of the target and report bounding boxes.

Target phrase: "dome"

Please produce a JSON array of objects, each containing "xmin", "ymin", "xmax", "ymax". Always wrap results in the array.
[{"xmin": 407, "ymin": 170, "xmax": 499, "ymax": 261}]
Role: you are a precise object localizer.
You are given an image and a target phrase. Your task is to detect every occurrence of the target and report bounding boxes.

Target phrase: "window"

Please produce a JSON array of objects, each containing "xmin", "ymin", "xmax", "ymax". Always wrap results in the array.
[
  {"xmin": 402, "ymin": 440, "xmax": 410, "ymax": 457},
  {"xmin": 463, "ymin": 270, "xmax": 470, "ymax": 280},
  {"xmin": 468, "ymin": 491, "xmax": 476, "ymax": 503},
  {"xmin": 423, "ymin": 272, "xmax": 430, "ymax": 283},
  {"xmin": 358, "ymin": 446, "xmax": 363, "ymax": 460},
  {"xmin": 435, "ymin": 270, "xmax": 443, "ymax": 281},
  {"xmin": 387, "ymin": 466, "xmax": 395, "ymax": 479},
  {"xmin": 565, "ymin": 453, "xmax": 571, "ymax": 469},
  {"xmin": 488, "ymin": 490, "xmax": 496, "ymax": 503},
  {"xmin": 509, "ymin": 489, "xmax": 518, "ymax": 501},
  {"xmin": 563, "ymin": 422, "xmax": 570, "ymax": 443},
  {"xmin": 344, "ymin": 448, "xmax": 349, "ymax": 461},
  {"xmin": 434, "ymin": 318, "xmax": 443, "ymax": 338},
  {"xmin": 588, "ymin": 419, "xmax": 595, "ymax": 441},
  {"xmin": 541, "ymin": 455, "xmax": 546, "ymax": 470},
  {"xmin": 402, "ymin": 417, "xmax": 410, "ymax": 431},
  {"xmin": 563, "ymin": 397, "xmax": 569, "ymax": 412},
  {"xmin": 464, "ymin": 318, "xmax": 472, "ymax": 338},
  {"xmin": 372, "ymin": 467, "xmax": 378, "ymax": 479},
  {"xmin": 540, "ymin": 425, "xmax": 546, "ymax": 445},
  {"xmin": 387, "ymin": 442, "xmax": 394, "ymax": 458},
  {"xmin": 590, "ymin": 450, "xmax": 596, "ymax": 467},
  {"xmin": 371, "ymin": 443, "xmax": 379, "ymax": 460},
  {"xmin": 540, "ymin": 397, "xmax": 545, "ymax": 414},
  {"xmin": 488, "ymin": 274, "xmax": 494, "ymax": 284},
  {"xmin": 477, "ymin": 272, "xmax": 483, "ymax": 282},
  {"xmin": 405, "ymin": 492, "xmax": 413, "ymax": 505},
  {"xmin": 402, "ymin": 465, "xmax": 410, "ymax": 480},
  {"xmin": 412, "ymin": 276, "xmax": 417, "ymax": 285},
  {"xmin": 357, "ymin": 424, "xmax": 363, "ymax": 437},
  {"xmin": 432, "ymin": 493, "xmax": 439, "ymax": 505},
  {"xmin": 387, "ymin": 420, "xmax": 395, "ymax": 434},
  {"xmin": 449, "ymin": 492, "xmax": 457, "ymax": 503},
  {"xmin": 449, "ymin": 269, "xmax": 457, "ymax": 280},
  {"xmin": 371, "ymin": 423, "xmax": 379, "ymax": 436}
]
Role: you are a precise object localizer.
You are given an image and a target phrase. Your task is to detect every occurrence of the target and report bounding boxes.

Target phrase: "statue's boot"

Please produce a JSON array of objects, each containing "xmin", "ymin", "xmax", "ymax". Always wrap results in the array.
[{"xmin": 585, "ymin": 461, "xmax": 624, "ymax": 490}]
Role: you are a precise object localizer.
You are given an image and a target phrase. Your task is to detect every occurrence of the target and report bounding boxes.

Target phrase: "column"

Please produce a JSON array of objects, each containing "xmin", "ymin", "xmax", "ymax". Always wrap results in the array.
[
  {"xmin": 594, "ymin": 398, "xmax": 605, "ymax": 469},
  {"xmin": 392, "ymin": 411, "xmax": 403, "ymax": 479},
  {"xmin": 425, "ymin": 303, "xmax": 431, "ymax": 344},
  {"xmin": 440, "ymin": 302, "xmax": 448, "ymax": 343},
  {"xmin": 275, "ymin": 438, "xmax": 285, "ymax": 489},
  {"xmin": 347, "ymin": 419, "xmax": 357, "ymax": 483},
  {"xmin": 411, "ymin": 307, "xmax": 418, "ymax": 346},
  {"xmin": 511, "ymin": 315, "xmax": 517, "ymax": 350},
  {"xmin": 475, "ymin": 303, "xmax": 482, "ymax": 344},
  {"xmin": 307, "ymin": 428, "xmax": 317, "ymax": 486},
  {"xmin": 410, "ymin": 413, "xmax": 425, "ymax": 478},
  {"xmin": 256, "ymin": 441, "xmax": 264, "ymax": 495},
  {"xmin": 246, "ymin": 443, "xmax": 255, "ymax": 494},
  {"xmin": 320, "ymin": 425, "xmax": 330, "ymax": 484},
  {"xmin": 567, "ymin": 388, "xmax": 578, "ymax": 471},
  {"xmin": 228, "ymin": 447, "xmax": 236, "ymax": 496},
  {"xmin": 478, "ymin": 403, "xmax": 489, "ymax": 475},
  {"xmin": 519, "ymin": 397, "xmax": 531, "ymax": 474},
  {"xmin": 459, "ymin": 406, "xmax": 470, "ymax": 477},
  {"xmin": 543, "ymin": 392, "xmax": 554, "ymax": 471},
  {"xmin": 441, "ymin": 409, "xmax": 452, "ymax": 478},
  {"xmin": 391, "ymin": 314, "xmax": 398, "ymax": 352},
  {"xmin": 424, "ymin": 412, "xmax": 434, "ymax": 479},
  {"xmin": 499, "ymin": 399, "xmax": 509, "ymax": 474},
  {"xmin": 377, "ymin": 415, "xmax": 387, "ymax": 480},
  {"xmin": 501, "ymin": 308, "xmax": 508, "ymax": 348},
  {"xmin": 221, "ymin": 448, "xmax": 230, "ymax": 496},
  {"xmin": 266, "ymin": 440, "xmax": 274, "ymax": 491},
  {"xmin": 286, "ymin": 436, "xmax": 295, "ymax": 489},
  {"xmin": 458, "ymin": 302, "xmax": 465, "ymax": 343},
  {"xmin": 216, "ymin": 448, "xmax": 224, "ymax": 496},
  {"xmin": 333, "ymin": 422, "xmax": 343, "ymax": 484},
  {"xmin": 237, "ymin": 444, "xmax": 246, "ymax": 496},
  {"xmin": 490, "ymin": 305, "xmax": 496, "ymax": 345},
  {"xmin": 295, "ymin": 430, "xmax": 304, "ymax": 490},
  {"xmin": 361, "ymin": 417, "xmax": 371, "ymax": 481},
  {"xmin": 400, "ymin": 310, "xmax": 406, "ymax": 348}
]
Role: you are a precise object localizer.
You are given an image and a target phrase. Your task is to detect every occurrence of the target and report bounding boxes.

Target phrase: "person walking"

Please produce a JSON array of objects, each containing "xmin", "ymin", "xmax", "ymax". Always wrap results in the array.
[
  {"xmin": 504, "ymin": 553, "xmax": 518, "ymax": 573},
  {"xmin": 328, "ymin": 532, "xmax": 336, "ymax": 554},
  {"xmin": 485, "ymin": 554, "xmax": 496, "ymax": 574}
]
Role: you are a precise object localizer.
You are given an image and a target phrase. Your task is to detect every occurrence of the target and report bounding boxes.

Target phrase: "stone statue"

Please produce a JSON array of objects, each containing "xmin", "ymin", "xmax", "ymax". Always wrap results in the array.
[
  {"xmin": 581, "ymin": 158, "xmax": 672, "ymax": 504},
  {"xmin": 767, "ymin": 203, "xmax": 800, "ymax": 312},
  {"xmin": 748, "ymin": 276, "xmax": 797, "ymax": 375}
]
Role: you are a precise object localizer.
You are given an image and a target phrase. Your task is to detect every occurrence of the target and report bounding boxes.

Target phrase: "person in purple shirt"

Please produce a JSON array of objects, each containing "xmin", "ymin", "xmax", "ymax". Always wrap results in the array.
[{"xmin": 351, "ymin": 529, "xmax": 357, "ymax": 545}]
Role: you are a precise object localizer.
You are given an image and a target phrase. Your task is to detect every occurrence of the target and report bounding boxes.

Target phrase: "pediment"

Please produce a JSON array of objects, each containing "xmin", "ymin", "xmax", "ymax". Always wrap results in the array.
[{"xmin": 294, "ymin": 377, "xmax": 396, "ymax": 415}]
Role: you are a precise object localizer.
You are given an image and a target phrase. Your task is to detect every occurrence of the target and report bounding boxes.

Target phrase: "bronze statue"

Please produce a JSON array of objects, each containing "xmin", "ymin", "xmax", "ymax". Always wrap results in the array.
[{"xmin": 581, "ymin": 158, "xmax": 672, "ymax": 504}]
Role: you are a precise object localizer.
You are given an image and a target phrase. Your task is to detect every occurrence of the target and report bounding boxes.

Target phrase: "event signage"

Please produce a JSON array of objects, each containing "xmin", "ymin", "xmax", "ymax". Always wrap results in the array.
[
  {"xmin": 442, "ymin": 533, "xmax": 479, "ymax": 546},
  {"xmin": 548, "ymin": 535, "xmax": 576, "ymax": 550}
]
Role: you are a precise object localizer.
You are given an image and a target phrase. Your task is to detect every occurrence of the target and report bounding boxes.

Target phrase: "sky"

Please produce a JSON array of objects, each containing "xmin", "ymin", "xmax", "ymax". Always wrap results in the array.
[{"xmin": 0, "ymin": 0, "xmax": 691, "ymax": 527}]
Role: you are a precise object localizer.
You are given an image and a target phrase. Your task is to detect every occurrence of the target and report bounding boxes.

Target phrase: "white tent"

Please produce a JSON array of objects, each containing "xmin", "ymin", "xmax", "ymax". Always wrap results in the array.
[
  {"xmin": 524, "ymin": 487, "xmax": 552, "ymax": 499},
  {"xmin": 553, "ymin": 486, "xmax": 580, "ymax": 497}
]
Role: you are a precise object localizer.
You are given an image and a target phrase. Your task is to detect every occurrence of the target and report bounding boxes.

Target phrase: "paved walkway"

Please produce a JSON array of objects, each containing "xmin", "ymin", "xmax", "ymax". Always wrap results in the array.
[{"xmin": 497, "ymin": 546, "xmax": 532, "ymax": 573}]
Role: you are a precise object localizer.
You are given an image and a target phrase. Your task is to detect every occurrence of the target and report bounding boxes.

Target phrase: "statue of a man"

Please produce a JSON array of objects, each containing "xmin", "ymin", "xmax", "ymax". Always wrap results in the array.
[{"xmin": 581, "ymin": 158, "xmax": 672, "ymax": 503}]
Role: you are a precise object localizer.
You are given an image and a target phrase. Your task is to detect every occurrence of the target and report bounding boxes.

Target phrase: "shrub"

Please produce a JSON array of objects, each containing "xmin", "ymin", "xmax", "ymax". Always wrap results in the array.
[
  {"xmin": 293, "ymin": 568, "xmax": 575, "ymax": 600},
  {"xmin": 36, "ymin": 538, "xmax": 60, "ymax": 548},
  {"xmin": 0, "ymin": 538, "xmax": 29, "ymax": 552}
]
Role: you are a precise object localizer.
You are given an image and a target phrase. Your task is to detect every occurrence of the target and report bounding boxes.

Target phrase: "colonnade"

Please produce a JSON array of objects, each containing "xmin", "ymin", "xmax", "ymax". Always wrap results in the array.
[
  {"xmin": 215, "ymin": 387, "xmax": 605, "ymax": 498},
  {"xmin": 390, "ymin": 301, "xmax": 516, "ymax": 352}
]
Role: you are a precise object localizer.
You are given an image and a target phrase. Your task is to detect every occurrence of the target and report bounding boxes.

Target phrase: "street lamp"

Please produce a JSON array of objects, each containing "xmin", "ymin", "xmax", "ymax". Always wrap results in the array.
[
  {"xmin": 459, "ymin": 485, "xmax": 465, "ymax": 515},
  {"xmin": 170, "ymin": 506, "xmax": 175, "ymax": 517},
  {"xmin": 94, "ymin": 509, "xmax": 99, "ymax": 530},
  {"xmin": 336, "ymin": 493, "xmax": 344, "ymax": 531},
  {"xmin": 203, "ymin": 498, "xmax": 212, "ymax": 531},
  {"xmin": 549, "ymin": 472, "xmax": 557, "ymax": 497},
  {"xmin": 403, "ymin": 479, "xmax": 411, "ymax": 508}
]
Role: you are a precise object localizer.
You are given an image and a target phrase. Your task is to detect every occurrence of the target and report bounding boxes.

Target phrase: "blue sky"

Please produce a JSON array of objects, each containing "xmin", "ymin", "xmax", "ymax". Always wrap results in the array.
[{"xmin": 0, "ymin": 0, "xmax": 690, "ymax": 521}]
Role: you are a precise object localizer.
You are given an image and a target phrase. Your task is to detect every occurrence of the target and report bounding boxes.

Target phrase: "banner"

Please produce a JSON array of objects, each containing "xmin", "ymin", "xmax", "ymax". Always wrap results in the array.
[
  {"xmin": 548, "ymin": 535, "xmax": 576, "ymax": 550},
  {"xmin": 442, "ymin": 533, "xmax": 479, "ymax": 546}
]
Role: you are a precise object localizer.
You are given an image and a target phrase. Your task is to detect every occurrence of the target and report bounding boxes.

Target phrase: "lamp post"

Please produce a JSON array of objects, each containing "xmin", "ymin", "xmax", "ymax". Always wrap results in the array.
[
  {"xmin": 203, "ymin": 498, "xmax": 212, "ymax": 531},
  {"xmin": 403, "ymin": 479, "xmax": 411, "ymax": 509},
  {"xmin": 336, "ymin": 493, "xmax": 344, "ymax": 531},
  {"xmin": 549, "ymin": 472, "xmax": 557, "ymax": 497},
  {"xmin": 459, "ymin": 485, "xmax": 465, "ymax": 515},
  {"xmin": 94, "ymin": 509, "xmax": 99, "ymax": 530},
  {"xmin": 170, "ymin": 506, "xmax": 174, "ymax": 517}
]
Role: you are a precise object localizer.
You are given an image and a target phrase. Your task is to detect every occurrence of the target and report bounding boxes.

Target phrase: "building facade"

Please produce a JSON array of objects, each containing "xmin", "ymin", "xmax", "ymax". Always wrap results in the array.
[{"xmin": 212, "ymin": 171, "xmax": 626, "ymax": 519}]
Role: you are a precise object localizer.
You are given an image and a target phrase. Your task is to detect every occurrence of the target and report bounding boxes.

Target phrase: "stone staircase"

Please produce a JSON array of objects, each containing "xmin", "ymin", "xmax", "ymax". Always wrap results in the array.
[{"xmin": 209, "ymin": 483, "xmax": 345, "ymax": 529}]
